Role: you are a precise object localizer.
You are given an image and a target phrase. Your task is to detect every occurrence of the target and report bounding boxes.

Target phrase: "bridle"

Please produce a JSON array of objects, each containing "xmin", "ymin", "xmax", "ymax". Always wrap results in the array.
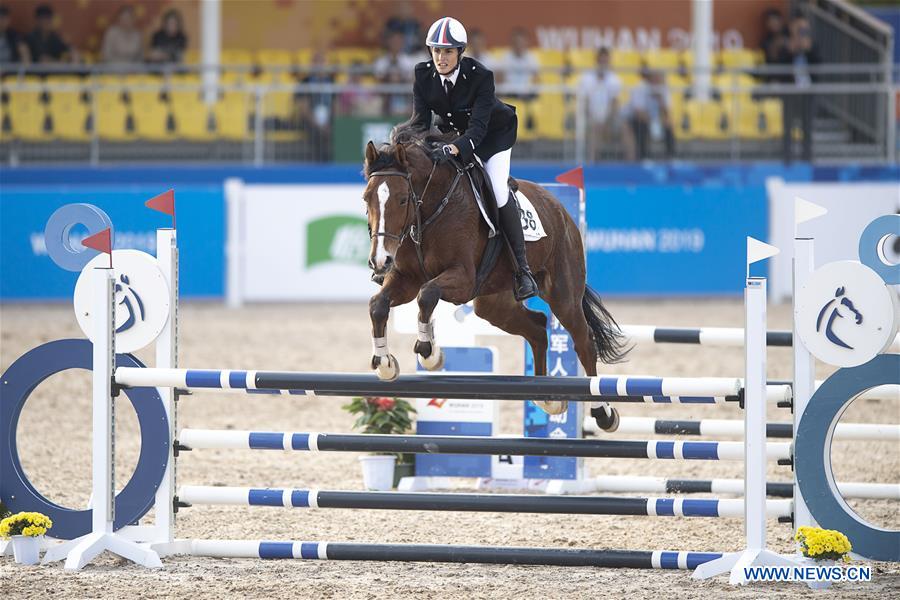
[{"xmin": 367, "ymin": 154, "xmax": 466, "ymax": 280}]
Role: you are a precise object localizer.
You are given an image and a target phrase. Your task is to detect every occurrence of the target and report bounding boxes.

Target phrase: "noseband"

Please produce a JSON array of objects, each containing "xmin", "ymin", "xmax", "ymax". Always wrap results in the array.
[{"xmin": 367, "ymin": 157, "xmax": 466, "ymax": 279}]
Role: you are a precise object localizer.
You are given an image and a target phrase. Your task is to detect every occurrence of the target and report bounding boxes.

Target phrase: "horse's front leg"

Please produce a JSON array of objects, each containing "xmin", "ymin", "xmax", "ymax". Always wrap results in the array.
[
  {"xmin": 414, "ymin": 266, "xmax": 474, "ymax": 371},
  {"xmin": 369, "ymin": 274, "xmax": 418, "ymax": 381}
]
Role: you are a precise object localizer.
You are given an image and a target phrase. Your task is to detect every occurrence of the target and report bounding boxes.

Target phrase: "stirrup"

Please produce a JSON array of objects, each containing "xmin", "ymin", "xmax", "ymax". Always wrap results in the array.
[{"xmin": 514, "ymin": 269, "xmax": 538, "ymax": 301}]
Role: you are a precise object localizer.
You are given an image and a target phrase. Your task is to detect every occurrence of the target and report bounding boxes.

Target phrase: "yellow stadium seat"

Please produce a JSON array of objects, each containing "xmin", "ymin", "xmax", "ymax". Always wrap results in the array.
[
  {"xmin": 329, "ymin": 47, "xmax": 375, "ymax": 67},
  {"xmin": 184, "ymin": 49, "xmax": 200, "ymax": 64},
  {"xmin": 221, "ymin": 49, "xmax": 253, "ymax": 66},
  {"xmin": 531, "ymin": 93, "xmax": 567, "ymax": 140},
  {"xmin": 567, "ymin": 49, "xmax": 594, "ymax": 69},
  {"xmin": 214, "ymin": 91, "xmax": 252, "ymax": 140},
  {"xmin": 132, "ymin": 97, "xmax": 173, "ymax": 140},
  {"xmin": 170, "ymin": 90, "xmax": 213, "ymax": 140},
  {"xmin": 535, "ymin": 49, "xmax": 565, "ymax": 68},
  {"xmin": 256, "ymin": 49, "xmax": 293, "ymax": 66},
  {"xmin": 263, "ymin": 90, "xmax": 295, "ymax": 121},
  {"xmin": 8, "ymin": 90, "xmax": 50, "ymax": 140},
  {"xmin": 719, "ymin": 48, "xmax": 757, "ymax": 70},
  {"xmin": 760, "ymin": 98, "xmax": 783, "ymax": 138},
  {"xmin": 610, "ymin": 49, "xmax": 641, "ymax": 70},
  {"xmin": 644, "ymin": 49, "xmax": 681, "ymax": 71},
  {"xmin": 95, "ymin": 89, "xmax": 132, "ymax": 140},
  {"xmin": 125, "ymin": 74, "xmax": 164, "ymax": 106},
  {"xmin": 49, "ymin": 91, "xmax": 90, "ymax": 141},
  {"xmin": 295, "ymin": 48, "xmax": 313, "ymax": 66},
  {"xmin": 679, "ymin": 99, "xmax": 730, "ymax": 139},
  {"xmin": 714, "ymin": 72, "xmax": 756, "ymax": 103}
]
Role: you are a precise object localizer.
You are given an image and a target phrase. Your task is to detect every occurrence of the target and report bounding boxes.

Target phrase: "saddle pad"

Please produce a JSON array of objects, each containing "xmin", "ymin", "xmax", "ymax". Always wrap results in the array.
[{"xmin": 473, "ymin": 186, "xmax": 547, "ymax": 242}]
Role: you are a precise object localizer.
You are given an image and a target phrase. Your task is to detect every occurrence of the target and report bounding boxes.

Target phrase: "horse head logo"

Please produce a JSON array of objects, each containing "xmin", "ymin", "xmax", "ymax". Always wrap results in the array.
[
  {"xmin": 815, "ymin": 286, "xmax": 863, "ymax": 350},
  {"xmin": 114, "ymin": 274, "xmax": 146, "ymax": 334}
]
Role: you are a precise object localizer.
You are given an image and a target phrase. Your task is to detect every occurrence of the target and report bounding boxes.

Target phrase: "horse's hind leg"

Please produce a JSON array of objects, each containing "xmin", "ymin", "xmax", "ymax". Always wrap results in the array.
[
  {"xmin": 544, "ymin": 283, "xmax": 620, "ymax": 432},
  {"xmin": 472, "ymin": 292, "xmax": 566, "ymax": 415}
]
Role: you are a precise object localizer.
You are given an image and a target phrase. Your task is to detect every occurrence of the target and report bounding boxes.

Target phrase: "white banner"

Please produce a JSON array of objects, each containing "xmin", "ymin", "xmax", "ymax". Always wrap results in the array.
[
  {"xmin": 227, "ymin": 182, "xmax": 381, "ymax": 302},
  {"xmin": 766, "ymin": 178, "xmax": 900, "ymax": 302}
]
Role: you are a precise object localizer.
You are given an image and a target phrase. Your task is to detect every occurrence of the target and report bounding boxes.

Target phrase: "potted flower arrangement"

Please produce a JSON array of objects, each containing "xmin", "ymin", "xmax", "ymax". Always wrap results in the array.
[
  {"xmin": 795, "ymin": 526, "xmax": 852, "ymax": 589},
  {"xmin": 343, "ymin": 396, "xmax": 415, "ymax": 490},
  {"xmin": 0, "ymin": 511, "xmax": 53, "ymax": 565}
]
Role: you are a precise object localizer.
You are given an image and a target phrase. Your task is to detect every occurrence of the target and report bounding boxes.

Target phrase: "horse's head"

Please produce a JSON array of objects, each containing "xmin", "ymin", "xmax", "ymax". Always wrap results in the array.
[
  {"xmin": 835, "ymin": 287, "xmax": 863, "ymax": 325},
  {"xmin": 363, "ymin": 140, "xmax": 416, "ymax": 283}
]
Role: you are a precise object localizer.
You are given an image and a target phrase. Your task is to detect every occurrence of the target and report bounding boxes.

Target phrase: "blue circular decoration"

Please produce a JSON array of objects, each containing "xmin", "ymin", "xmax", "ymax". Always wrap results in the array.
[
  {"xmin": 858, "ymin": 214, "xmax": 900, "ymax": 284},
  {"xmin": 44, "ymin": 204, "xmax": 113, "ymax": 272},
  {"xmin": 0, "ymin": 339, "xmax": 169, "ymax": 540},
  {"xmin": 795, "ymin": 354, "xmax": 900, "ymax": 562}
]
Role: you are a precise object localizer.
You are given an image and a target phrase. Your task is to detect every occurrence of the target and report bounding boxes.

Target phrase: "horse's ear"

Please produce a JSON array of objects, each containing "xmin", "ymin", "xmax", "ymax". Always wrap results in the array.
[
  {"xmin": 365, "ymin": 141, "xmax": 378, "ymax": 165},
  {"xmin": 395, "ymin": 144, "xmax": 408, "ymax": 168},
  {"xmin": 835, "ymin": 286, "xmax": 845, "ymax": 297}
]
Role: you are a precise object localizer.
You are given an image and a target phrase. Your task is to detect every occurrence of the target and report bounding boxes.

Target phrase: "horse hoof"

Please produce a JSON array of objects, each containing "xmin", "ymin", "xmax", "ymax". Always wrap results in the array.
[
  {"xmin": 534, "ymin": 400, "xmax": 568, "ymax": 415},
  {"xmin": 375, "ymin": 354, "xmax": 400, "ymax": 381},
  {"xmin": 418, "ymin": 346, "xmax": 444, "ymax": 371},
  {"xmin": 591, "ymin": 405, "xmax": 620, "ymax": 432}
]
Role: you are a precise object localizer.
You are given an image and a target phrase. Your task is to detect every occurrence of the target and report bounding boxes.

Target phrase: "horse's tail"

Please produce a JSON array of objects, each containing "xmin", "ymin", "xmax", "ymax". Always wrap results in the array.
[{"xmin": 581, "ymin": 285, "xmax": 631, "ymax": 364}]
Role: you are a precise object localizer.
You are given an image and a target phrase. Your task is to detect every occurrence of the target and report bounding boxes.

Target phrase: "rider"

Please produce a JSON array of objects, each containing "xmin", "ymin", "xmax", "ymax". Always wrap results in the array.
[{"xmin": 410, "ymin": 16, "xmax": 538, "ymax": 301}]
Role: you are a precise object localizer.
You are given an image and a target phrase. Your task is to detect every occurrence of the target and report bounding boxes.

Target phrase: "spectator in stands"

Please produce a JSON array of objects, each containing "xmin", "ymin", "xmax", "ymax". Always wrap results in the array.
[
  {"xmin": 373, "ymin": 30, "xmax": 417, "ymax": 115},
  {"xmin": 101, "ymin": 5, "xmax": 143, "ymax": 66},
  {"xmin": 0, "ymin": 5, "xmax": 30, "ymax": 65},
  {"xmin": 147, "ymin": 9, "xmax": 187, "ymax": 64},
  {"xmin": 578, "ymin": 47, "xmax": 626, "ymax": 161},
  {"xmin": 338, "ymin": 60, "xmax": 381, "ymax": 117},
  {"xmin": 625, "ymin": 68, "xmax": 675, "ymax": 160},
  {"xmin": 778, "ymin": 13, "xmax": 821, "ymax": 162},
  {"xmin": 466, "ymin": 29, "xmax": 489, "ymax": 65},
  {"xmin": 295, "ymin": 49, "xmax": 335, "ymax": 160},
  {"xmin": 493, "ymin": 27, "xmax": 539, "ymax": 99},
  {"xmin": 760, "ymin": 7, "xmax": 787, "ymax": 76},
  {"xmin": 382, "ymin": 0, "xmax": 422, "ymax": 56},
  {"xmin": 26, "ymin": 4, "xmax": 78, "ymax": 64}
]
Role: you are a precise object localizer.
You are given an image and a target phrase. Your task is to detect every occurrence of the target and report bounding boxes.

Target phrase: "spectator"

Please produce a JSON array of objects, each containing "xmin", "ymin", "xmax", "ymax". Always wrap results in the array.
[
  {"xmin": 625, "ymin": 68, "xmax": 675, "ymax": 160},
  {"xmin": 578, "ymin": 47, "xmax": 625, "ymax": 161},
  {"xmin": 26, "ymin": 4, "xmax": 78, "ymax": 64},
  {"xmin": 373, "ymin": 30, "xmax": 416, "ymax": 115},
  {"xmin": 0, "ymin": 5, "xmax": 30, "ymax": 64},
  {"xmin": 147, "ymin": 9, "xmax": 187, "ymax": 64},
  {"xmin": 493, "ymin": 27, "xmax": 539, "ymax": 99},
  {"xmin": 101, "ymin": 5, "xmax": 142, "ymax": 66},
  {"xmin": 778, "ymin": 13, "xmax": 821, "ymax": 162},
  {"xmin": 760, "ymin": 7, "xmax": 787, "ymax": 75},
  {"xmin": 466, "ymin": 28, "xmax": 489, "ymax": 65},
  {"xmin": 295, "ymin": 50, "xmax": 335, "ymax": 160},
  {"xmin": 381, "ymin": 0, "xmax": 422, "ymax": 56},
  {"xmin": 338, "ymin": 61, "xmax": 381, "ymax": 117}
]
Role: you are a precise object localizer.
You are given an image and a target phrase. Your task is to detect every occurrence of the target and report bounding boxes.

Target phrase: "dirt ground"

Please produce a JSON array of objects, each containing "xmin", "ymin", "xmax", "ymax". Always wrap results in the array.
[{"xmin": 1, "ymin": 299, "xmax": 897, "ymax": 599}]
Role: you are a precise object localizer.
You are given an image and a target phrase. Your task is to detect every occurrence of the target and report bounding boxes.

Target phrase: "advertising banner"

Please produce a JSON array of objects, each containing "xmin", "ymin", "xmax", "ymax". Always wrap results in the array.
[
  {"xmin": 0, "ymin": 185, "xmax": 224, "ymax": 300},
  {"xmin": 584, "ymin": 184, "xmax": 768, "ymax": 295}
]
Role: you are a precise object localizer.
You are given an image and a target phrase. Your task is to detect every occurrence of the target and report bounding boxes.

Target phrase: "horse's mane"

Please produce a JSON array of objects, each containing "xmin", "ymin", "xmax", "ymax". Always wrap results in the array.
[{"xmin": 364, "ymin": 114, "xmax": 455, "ymax": 177}]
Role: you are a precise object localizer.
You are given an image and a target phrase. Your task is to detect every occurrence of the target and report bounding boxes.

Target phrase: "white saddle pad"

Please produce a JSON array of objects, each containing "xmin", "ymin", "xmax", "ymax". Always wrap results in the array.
[{"xmin": 473, "ymin": 187, "xmax": 548, "ymax": 242}]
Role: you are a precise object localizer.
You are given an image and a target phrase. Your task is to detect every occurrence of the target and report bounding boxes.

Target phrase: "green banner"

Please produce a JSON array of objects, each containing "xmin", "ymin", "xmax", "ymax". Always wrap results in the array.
[{"xmin": 333, "ymin": 116, "xmax": 404, "ymax": 163}]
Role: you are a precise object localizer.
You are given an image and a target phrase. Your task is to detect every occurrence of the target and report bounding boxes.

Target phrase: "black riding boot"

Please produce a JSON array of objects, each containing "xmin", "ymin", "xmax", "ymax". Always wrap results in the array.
[{"xmin": 498, "ymin": 194, "xmax": 539, "ymax": 301}]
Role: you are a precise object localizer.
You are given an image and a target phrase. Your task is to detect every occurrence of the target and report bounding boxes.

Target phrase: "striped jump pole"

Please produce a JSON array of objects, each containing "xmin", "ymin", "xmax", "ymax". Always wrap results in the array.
[
  {"xmin": 586, "ymin": 476, "xmax": 900, "ymax": 500},
  {"xmin": 177, "ymin": 486, "xmax": 792, "ymax": 518},
  {"xmin": 116, "ymin": 368, "xmax": 792, "ymax": 404},
  {"xmin": 622, "ymin": 324, "xmax": 900, "ymax": 352},
  {"xmin": 188, "ymin": 540, "xmax": 723, "ymax": 569},
  {"xmin": 585, "ymin": 417, "xmax": 900, "ymax": 441},
  {"xmin": 178, "ymin": 429, "xmax": 792, "ymax": 461}
]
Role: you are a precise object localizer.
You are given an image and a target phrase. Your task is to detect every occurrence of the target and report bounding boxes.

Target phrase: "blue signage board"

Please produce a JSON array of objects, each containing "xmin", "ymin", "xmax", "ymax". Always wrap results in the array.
[
  {"xmin": 523, "ymin": 183, "xmax": 582, "ymax": 481},
  {"xmin": 584, "ymin": 184, "xmax": 767, "ymax": 295},
  {"xmin": 0, "ymin": 185, "xmax": 224, "ymax": 300}
]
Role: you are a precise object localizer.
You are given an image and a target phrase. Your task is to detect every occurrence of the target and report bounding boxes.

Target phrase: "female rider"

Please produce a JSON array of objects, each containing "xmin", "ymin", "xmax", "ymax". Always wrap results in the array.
[{"xmin": 410, "ymin": 17, "xmax": 538, "ymax": 301}]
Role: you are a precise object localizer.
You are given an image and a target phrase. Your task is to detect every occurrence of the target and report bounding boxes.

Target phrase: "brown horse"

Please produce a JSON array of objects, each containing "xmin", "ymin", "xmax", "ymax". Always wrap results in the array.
[{"xmin": 362, "ymin": 124, "xmax": 629, "ymax": 431}]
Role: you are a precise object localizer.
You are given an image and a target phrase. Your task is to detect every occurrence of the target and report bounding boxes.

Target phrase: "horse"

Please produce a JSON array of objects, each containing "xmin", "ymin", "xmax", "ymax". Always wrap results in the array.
[{"xmin": 361, "ymin": 122, "xmax": 630, "ymax": 431}]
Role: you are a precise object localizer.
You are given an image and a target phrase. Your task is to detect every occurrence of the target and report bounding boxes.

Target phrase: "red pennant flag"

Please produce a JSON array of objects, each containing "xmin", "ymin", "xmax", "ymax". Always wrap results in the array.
[
  {"xmin": 82, "ymin": 228, "xmax": 113, "ymax": 268},
  {"xmin": 146, "ymin": 189, "xmax": 176, "ymax": 228},
  {"xmin": 555, "ymin": 166, "xmax": 584, "ymax": 191}
]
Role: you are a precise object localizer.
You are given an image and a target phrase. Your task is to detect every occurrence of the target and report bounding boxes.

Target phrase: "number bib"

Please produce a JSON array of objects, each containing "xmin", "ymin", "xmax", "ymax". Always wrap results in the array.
[{"xmin": 515, "ymin": 191, "xmax": 548, "ymax": 242}]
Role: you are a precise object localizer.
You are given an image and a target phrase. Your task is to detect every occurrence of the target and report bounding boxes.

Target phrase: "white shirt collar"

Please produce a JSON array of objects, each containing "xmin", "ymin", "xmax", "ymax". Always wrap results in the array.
[{"xmin": 440, "ymin": 67, "xmax": 460, "ymax": 87}]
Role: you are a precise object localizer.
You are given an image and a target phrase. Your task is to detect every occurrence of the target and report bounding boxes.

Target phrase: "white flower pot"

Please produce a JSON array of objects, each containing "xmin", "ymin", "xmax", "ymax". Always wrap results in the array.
[
  {"xmin": 359, "ymin": 455, "xmax": 397, "ymax": 490},
  {"xmin": 11, "ymin": 535, "xmax": 42, "ymax": 565}
]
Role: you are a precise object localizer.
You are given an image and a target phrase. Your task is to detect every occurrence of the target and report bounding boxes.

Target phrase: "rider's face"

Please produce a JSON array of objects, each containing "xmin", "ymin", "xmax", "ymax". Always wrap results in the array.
[{"xmin": 431, "ymin": 47, "xmax": 459, "ymax": 75}]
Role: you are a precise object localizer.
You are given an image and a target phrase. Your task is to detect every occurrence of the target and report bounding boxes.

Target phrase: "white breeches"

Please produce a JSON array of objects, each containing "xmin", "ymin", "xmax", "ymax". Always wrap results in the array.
[{"xmin": 483, "ymin": 148, "xmax": 512, "ymax": 208}]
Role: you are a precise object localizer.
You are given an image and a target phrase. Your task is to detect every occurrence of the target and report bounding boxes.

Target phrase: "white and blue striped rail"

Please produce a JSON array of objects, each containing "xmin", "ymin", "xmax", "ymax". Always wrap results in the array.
[
  {"xmin": 116, "ymin": 368, "xmax": 792, "ymax": 404},
  {"xmin": 177, "ymin": 486, "xmax": 792, "ymax": 518},
  {"xmin": 188, "ymin": 539, "xmax": 723, "ymax": 569},
  {"xmin": 585, "ymin": 417, "xmax": 900, "ymax": 441},
  {"xmin": 178, "ymin": 429, "xmax": 791, "ymax": 461}
]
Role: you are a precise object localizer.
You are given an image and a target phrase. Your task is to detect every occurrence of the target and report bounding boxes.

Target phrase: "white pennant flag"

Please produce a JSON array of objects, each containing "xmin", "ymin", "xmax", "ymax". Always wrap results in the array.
[
  {"xmin": 794, "ymin": 197, "xmax": 828, "ymax": 230},
  {"xmin": 747, "ymin": 237, "xmax": 779, "ymax": 277}
]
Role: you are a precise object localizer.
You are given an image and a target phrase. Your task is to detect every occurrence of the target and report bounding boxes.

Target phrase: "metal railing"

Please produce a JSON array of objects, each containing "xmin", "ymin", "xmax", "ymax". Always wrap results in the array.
[{"xmin": 1, "ymin": 63, "xmax": 895, "ymax": 165}]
